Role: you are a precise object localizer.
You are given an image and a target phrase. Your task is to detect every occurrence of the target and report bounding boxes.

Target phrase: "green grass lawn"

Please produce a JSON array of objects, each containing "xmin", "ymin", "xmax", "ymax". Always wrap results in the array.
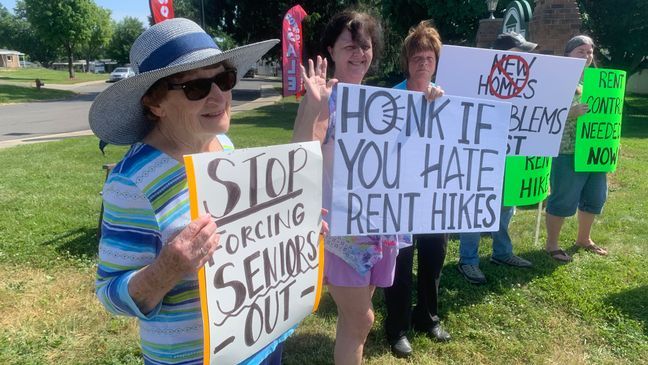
[
  {"xmin": 0, "ymin": 67, "xmax": 108, "ymax": 84},
  {"xmin": 0, "ymin": 84, "xmax": 76, "ymax": 104},
  {"xmin": 0, "ymin": 96, "xmax": 646, "ymax": 364}
]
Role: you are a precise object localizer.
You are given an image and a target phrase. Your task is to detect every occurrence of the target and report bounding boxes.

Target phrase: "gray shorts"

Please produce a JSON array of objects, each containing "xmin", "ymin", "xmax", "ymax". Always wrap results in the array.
[{"xmin": 546, "ymin": 154, "xmax": 608, "ymax": 217}]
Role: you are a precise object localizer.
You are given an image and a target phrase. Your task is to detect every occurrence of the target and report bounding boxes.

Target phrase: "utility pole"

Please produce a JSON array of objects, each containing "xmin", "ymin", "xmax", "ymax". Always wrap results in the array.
[{"xmin": 201, "ymin": 0, "xmax": 206, "ymax": 29}]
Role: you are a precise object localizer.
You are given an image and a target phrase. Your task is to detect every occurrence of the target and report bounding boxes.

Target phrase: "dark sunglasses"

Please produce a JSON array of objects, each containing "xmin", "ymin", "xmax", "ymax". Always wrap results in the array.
[{"xmin": 167, "ymin": 68, "xmax": 237, "ymax": 100}]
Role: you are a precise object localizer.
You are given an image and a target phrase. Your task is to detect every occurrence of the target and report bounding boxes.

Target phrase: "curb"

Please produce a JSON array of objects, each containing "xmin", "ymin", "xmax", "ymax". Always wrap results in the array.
[{"xmin": 0, "ymin": 130, "xmax": 95, "ymax": 150}]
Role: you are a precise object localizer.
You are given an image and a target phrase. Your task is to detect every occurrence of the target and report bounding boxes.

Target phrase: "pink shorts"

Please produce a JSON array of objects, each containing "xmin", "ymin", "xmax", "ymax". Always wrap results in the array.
[{"xmin": 323, "ymin": 246, "xmax": 399, "ymax": 288}]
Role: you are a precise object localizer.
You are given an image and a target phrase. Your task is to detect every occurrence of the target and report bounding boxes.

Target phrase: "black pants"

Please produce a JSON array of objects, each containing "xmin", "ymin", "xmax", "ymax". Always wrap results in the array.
[{"xmin": 383, "ymin": 234, "xmax": 448, "ymax": 344}]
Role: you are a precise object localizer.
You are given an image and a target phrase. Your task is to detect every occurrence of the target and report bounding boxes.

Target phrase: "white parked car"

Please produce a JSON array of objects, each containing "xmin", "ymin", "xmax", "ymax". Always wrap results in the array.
[{"xmin": 109, "ymin": 67, "xmax": 135, "ymax": 82}]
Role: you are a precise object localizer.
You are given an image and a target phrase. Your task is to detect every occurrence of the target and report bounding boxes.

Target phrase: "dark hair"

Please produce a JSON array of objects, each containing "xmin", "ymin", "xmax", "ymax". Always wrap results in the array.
[
  {"xmin": 141, "ymin": 78, "xmax": 168, "ymax": 122},
  {"xmin": 400, "ymin": 21, "xmax": 442, "ymax": 78},
  {"xmin": 321, "ymin": 10, "xmax": 383, "ymax": 71}
]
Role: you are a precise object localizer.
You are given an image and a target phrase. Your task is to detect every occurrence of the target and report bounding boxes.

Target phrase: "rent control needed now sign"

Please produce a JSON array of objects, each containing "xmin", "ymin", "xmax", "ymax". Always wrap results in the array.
[
  {"xmin": 184, "ymin": 142, "xmax": 323, "ymax": 365},
  {"xmin": 329, "ymin": 83, "xmax": 511, "ymax": 236},
  {"xmin": 575, "ymin": 68, "xmax": 626, "ymax": 172},
  {"xmin": 436, "ymin": 45, "xmax": 585, "ymax": 157}
]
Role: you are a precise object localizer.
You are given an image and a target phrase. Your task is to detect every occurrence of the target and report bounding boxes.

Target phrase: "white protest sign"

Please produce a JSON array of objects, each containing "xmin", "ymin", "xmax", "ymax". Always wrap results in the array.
[
  {"xmin": 184, "ymin": 142, "xmax": 323, "ymax": 365},
  {"xmin": 436, "ymin": 45, "xmax": 585, "ymax": 156},
  {"xmin": 330, "ymin": 83, "xmax": 511, "ymax": 236}
]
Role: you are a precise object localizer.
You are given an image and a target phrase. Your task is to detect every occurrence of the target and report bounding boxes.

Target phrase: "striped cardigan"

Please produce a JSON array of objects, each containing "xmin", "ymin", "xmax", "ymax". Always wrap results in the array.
[{"xmin": 95, "ymin": 136, "xmax": 290, "ymax": 365}]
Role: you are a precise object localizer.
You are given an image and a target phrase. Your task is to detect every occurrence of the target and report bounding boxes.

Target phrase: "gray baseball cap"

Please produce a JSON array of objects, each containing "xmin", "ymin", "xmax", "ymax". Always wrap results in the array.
[{"xmin": 493, "ymin": 32, "xmax": 537, "ymax": 51}]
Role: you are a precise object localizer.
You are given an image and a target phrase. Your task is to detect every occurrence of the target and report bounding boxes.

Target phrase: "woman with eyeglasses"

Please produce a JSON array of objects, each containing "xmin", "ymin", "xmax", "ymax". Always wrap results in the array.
[
  {"xmin": 382, "ymin": 21, "xmax": 448, "ymax": 359},
  {"xmin": 90, "ymin": 19, "xmax": 289, "ymax": 365}
]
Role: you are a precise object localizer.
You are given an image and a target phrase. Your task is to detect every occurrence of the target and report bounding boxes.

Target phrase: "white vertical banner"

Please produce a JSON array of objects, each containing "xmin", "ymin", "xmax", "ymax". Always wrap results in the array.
[
  {"xmin": 184, "ymin": 142, "xmax": 324, "ymax": 365},
  {"xmin": 329, "ymin": 83, "xmax": 511, "ymax": 236},
  {"xmin": 436, "ymin": 45, "xmax": 585, "ymax": 156}
]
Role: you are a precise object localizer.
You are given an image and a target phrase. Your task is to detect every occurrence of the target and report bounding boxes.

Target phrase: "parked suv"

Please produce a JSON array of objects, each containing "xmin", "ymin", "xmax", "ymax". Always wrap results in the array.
[{"xmin": 108, "ymin": 67, "xmax": 135, "ymax": 82}]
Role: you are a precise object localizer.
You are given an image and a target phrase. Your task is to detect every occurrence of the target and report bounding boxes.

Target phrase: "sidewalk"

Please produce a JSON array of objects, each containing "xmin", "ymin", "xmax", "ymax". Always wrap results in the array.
[
  {"xmin": 0, "ymin": 84, "xmax": 283, "ymax": 150},
  {"xmin": 231, "ymin": 84, "xmax": 281, "ymax": 113}
]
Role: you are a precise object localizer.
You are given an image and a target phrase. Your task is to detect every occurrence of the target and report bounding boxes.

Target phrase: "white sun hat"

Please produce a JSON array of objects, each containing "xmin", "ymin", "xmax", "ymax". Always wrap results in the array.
[{"xmin": 89, "ymin": 18, "xmax": 278, "ymax": 145}]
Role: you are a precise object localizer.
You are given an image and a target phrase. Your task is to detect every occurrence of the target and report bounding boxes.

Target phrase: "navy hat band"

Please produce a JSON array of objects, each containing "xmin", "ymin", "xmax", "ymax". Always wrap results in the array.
[{"xmin": 139, "ymin": 32, "xmax": 219, "ymax": 73}]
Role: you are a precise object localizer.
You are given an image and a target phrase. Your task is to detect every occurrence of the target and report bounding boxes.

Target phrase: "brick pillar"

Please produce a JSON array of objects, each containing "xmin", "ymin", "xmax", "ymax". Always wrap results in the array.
[
  {"xmin": 528, "ymin": 0, "xmax": 582, "ymax": 55},
  {"xmin": 476, "ymin": 18, "xmax": 504, "ymax": 49}
]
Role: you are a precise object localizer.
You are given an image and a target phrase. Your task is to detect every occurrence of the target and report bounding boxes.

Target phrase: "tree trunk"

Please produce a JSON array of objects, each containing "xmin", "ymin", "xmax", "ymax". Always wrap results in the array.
[{"xmin": 67, "ymin": 45, "xmax": 75, "ymax": 79}]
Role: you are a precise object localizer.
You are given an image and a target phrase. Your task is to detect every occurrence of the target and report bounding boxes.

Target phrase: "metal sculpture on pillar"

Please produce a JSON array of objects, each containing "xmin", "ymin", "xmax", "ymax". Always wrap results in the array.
[
  {"xmin": 476, "ymin": 0, "xmax": 503, "ymax": 48},
  {"xmin": 486, "ymin": 0, "xmax": 499, "ymax": 19}
]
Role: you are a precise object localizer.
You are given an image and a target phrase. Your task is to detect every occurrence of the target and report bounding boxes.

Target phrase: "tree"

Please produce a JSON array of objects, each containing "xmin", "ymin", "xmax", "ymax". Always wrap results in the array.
[
  {"xmin": 107, "ymin": 17, "xmax": 145, "ymax": 65},
  {"xmin": 174, "ymin": 0, "xmax": 238, "ymax": 50},
  {"xmin": 174, "ymin": 0, "xmax": 201, "ymax": 24},
  {"xmin": 382, "ymin": 0, "xmax": 507, "ymax": 45},
  {"xmin": 578, "ymin": 0, "xmax": 647, "ymax": 77},
  {"xmin": 0, "ymin": 2, "xmax": 61, "ymax": 65},
  {"xmin": 0, "ymin": 4, "xmax": 13, "ymax": 48},
  {"xmin": 171, "ymin": 0, "xmax": 343, "ymax": 61},
  {"xmin": 79, "ymin": 5, "xmax": 114, "ymax": 71},
  {"xmin": 23, "ymin": 0, "xmax": 96, "ymax": 78}
]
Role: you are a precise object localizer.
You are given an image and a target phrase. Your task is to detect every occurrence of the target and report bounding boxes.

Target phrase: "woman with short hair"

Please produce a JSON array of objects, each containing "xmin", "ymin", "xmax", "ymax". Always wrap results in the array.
[{"xmin": 383, "ymin": 21, "xmax": 449, "ymax": 359}]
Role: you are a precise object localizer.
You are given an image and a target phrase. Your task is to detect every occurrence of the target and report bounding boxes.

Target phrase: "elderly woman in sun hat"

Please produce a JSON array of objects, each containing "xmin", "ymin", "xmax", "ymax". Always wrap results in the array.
[{"xmin": 91, "ymin": 18, "xmax": 281, "ymax": 365}]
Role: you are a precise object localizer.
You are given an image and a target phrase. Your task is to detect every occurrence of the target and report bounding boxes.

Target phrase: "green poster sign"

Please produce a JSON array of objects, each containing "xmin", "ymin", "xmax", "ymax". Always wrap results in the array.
[
  {"xmin": 575, "ymin": 68, "xmax": 626, "ymax": 172},
  {"xmin": 503, "ymin": 156, "xmax": 551, "ymax": 206}
]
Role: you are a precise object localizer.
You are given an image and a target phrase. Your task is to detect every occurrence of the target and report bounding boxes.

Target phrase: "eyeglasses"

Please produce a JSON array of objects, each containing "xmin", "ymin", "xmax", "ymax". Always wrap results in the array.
[{"xmin": 167, "ymin": 68, "xmax": 237, "ymax": 100}]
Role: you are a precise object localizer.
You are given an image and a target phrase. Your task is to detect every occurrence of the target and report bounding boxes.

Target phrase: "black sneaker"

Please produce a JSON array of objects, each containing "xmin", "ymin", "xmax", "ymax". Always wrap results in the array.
[
  {"xmin": 457, "ymin": 263, "xmax": 487, "ymax": 284},
  {"xmin": 490, "ymin": 254, "xmax": 533, "ymax": 268},
  {"xmin": 430, "ymin": 322, "xmax": 451, "ymax": 342},
  {"xmin": 390, "ymin": 336, "xmax": 412, "ymax": 358}
]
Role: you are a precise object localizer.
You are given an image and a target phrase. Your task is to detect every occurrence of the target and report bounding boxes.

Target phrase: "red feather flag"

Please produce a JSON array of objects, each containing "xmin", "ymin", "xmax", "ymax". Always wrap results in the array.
[
  {"xmin": 149, "ymin": 0, "xmax": 175, "ymax": 24},
  {"xmin": 282, "ymin": 5, "xmax": 307, "ymax": 98}
]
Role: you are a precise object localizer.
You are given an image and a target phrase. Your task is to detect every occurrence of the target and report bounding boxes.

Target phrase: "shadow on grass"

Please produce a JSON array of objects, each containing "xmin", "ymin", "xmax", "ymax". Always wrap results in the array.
[
  {"xmin": 284, "ymin": 332, "xmax": 335, "ymax": 365},
  {"xmin": 304, "ymin": 247, "xmax": 568, "ymax": 362},
  {"xmin": 0, "ymin": 83, "xmax": 75, "ymax": 101},
  {"xmin": 605, "ymin": 285, "xmax": 648, "ymax": 335},
  {"xmin": 0, "ymin": 76, "xmax": 40, "ymax": 82},
  {"xmin": 435, "ymin": 249, "xmax": 564, "ymax": 316},
  {"xmin": 40, "ymin": 227, "xmax": 99, "ymax": 259}
]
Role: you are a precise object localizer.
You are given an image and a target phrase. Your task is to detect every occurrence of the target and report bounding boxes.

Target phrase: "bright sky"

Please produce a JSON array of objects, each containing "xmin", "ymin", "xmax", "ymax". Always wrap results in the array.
[{"xmin": 0, "ymin": 0, "xmax": 151, "ymax": 26}]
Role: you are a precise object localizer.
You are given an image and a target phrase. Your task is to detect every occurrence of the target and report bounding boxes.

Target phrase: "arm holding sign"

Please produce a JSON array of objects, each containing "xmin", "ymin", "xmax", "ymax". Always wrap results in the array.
[
  {"xmin": 424, "ymin": 84, "xmax": 444, "ymax": 101},
  {"xmin": 292, "ymin": 56, "xmax": 338, "ymax": 143},
  {"xmin": 96, "ymin": 175, "xmax": 219, "ymax": 316},
  {"xmin": 568, "ymin": 102, "xmax": 589, "ymax": 119},
  {"xmin": 127, "ymin": 214, "xmax": 219, "ymax": 314}
]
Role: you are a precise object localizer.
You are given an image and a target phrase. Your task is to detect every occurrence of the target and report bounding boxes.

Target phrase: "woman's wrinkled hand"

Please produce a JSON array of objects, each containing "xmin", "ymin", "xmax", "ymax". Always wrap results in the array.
[
  {"xmin": 301, "ymin": 55, "xmax": 338, "ymax": 106},
  {"xmin": 159, "ymin": 214, "xmax": 220, "ymax": 276},
  {"xmin": 569, "ymin": 102, "xmax": 589, "ymax": 118},
  {"xmin": 423, "ymin": 85, "xmax": 444, "ymax": 102}
]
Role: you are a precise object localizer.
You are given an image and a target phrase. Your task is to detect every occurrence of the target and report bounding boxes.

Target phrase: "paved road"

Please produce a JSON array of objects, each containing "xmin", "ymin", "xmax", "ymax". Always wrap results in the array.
[{"xmin": 0, "ymin": 77, "xmax": 280, "ymax": 143}]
